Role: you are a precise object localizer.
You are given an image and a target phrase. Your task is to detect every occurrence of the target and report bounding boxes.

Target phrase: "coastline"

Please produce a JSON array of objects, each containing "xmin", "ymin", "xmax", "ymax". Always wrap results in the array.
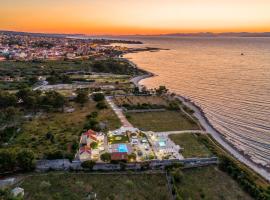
[{"xmin": 127, "ymin": 58, "xmax": 270, "ymax": 182}]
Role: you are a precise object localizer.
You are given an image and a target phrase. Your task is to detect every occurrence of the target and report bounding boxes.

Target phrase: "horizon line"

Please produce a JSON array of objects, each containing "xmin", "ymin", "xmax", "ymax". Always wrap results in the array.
[{"xmin": 1, "ymin": 29, "xmax": 270, "ymax": 37}]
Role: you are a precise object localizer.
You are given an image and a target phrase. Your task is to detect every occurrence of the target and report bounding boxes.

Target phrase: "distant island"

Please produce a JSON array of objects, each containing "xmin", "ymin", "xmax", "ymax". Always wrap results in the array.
[
  {"xmin": 2, "ymin": 30, "xmax": 270, "ymax": 38},
  {"xmin": 160, "ymin": 32, "xmax": 270, "ymax": 37}
]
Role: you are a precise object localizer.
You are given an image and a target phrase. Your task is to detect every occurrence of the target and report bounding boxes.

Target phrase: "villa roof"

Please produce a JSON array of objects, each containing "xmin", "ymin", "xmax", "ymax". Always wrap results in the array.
[
  {"xmin": 79, "ymin": 146, "xmax": 91, "ymax": 155},
  {"xmin": 111, "ymin": 152, "xmax": 128, "ymax": 161},
  {"xmin": 83, "ymin": 129, "xmax": 98, "ymax": 141}
]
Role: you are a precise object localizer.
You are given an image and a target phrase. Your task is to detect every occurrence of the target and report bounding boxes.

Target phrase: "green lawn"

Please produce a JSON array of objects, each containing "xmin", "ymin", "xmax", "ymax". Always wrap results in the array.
[
  {"xmin": 174, "ymin": 166, "xmax": 253, "ymax": 200},
  {"xmin": 19, "ymin": 172, "xmax": 170, "ymax": 200},
  {"xmin": 127, "ymin": 111, "xmax": 199, "ymax": 132},
  {"xmin": 169, "ymin": 133, "xmax": 212, "ymax": 158},
  {"xmin": 108, "ymin": 135, "xmax": 129, "ymax": 144},
  {"xmin": 5, "ymin": 101, "xmax": 120, "ymax": 159}
]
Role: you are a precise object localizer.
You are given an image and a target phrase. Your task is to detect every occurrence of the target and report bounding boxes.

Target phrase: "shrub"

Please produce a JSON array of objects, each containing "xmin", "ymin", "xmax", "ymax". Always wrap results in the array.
[
  {"xmin": 92, "ymin": 93, "xmax": 105, "ymax": 102},
  {"xmin": 125, "ymin": 179, "xmax": 134, "ymax": 188},
  {"xmin": 86, "ymin": 111, "xmax": 98, "ymax": 119},
  {"xmin": 45, "ymin": 150, "xmax": 64, "ymax": 160},
  {"xmin": 40, "ymin": 181, "xmax": 51, "ymax": 189},
  {"xmin": 96, "ymin": 101, "xmax": 107, "ymax": 109},
  {"xmin": 16, "ymin": 149, "xmax": 35, "ymax": 171},
  {"xmin": 81, "ymin": 160, "xmax": 96, "ymax": 170},
  {"xmin": 75, "ymin": 89, "xmax": 89, "ymax": 105},
  {"xmin": 171, "ymin": 168, "xmax": 183, "ymax": 183},
  {"xmin": 90, "ymin": 142, "xmax": 98, "ymax": 149},
  {"xmin": 0, "ymin": 149, "xmax": 16, "ymax": 172},
  {"xmin": 100, "ymin": 153, "xmax": 111, "ymax": 162},
  {"xmin": 84, "ymin": 118, "xmax": 99, "ymax": 130}
]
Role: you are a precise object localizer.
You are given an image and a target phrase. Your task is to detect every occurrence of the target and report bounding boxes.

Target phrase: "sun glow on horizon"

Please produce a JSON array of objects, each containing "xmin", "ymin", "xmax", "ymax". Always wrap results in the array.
[{"xmin": 1, "ymin": 0, "xmax": 270, "ymax": 35}]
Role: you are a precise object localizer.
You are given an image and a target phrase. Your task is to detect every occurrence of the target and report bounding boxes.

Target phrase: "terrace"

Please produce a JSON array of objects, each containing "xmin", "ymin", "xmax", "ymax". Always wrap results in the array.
[{"xmin": 146, "ymin": 131, "xmax": 183, "ymax": 160}]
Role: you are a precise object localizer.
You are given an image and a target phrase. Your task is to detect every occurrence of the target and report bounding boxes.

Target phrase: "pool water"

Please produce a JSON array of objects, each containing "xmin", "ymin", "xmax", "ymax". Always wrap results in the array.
[
  {"xmin": 118, "ymin": 144, "xmax": 128, "ymax": 152},
  {"xmin": 159, "ymin": 141, "xmax": 166, "ymax": 147}
]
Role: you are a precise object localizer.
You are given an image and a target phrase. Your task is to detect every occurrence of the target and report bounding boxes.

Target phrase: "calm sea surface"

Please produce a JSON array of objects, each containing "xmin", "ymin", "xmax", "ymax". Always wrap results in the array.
[{"xmin": 120, "ymin": 36, "xmax": 270, "ymax": 166}]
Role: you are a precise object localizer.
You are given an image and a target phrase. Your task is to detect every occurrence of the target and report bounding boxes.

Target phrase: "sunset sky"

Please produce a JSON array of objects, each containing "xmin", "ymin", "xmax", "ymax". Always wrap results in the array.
[{"xmin": 1, "ymin": 0, "xmax": 270, "ymax": 35}]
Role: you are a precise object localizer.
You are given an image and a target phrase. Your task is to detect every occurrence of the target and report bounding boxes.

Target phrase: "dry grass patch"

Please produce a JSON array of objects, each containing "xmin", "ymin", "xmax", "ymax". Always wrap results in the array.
[
  {"xmin": 127, "ymin": 111, "xmax": 199, "ymax": 132},
  {"xmin": 19, "ymin": 172, "xmax": 170, "ymax": 200},
  {"xmin": 174, "ymin": 166, "xmax": 253, "ymax": 200},
  {"xmin": 114, "ymin": 95, "xmax": 168, "ymax": 107},
  {"xmin": 7, "ymin": 101, "xmax": 120, "ymax": 159}
]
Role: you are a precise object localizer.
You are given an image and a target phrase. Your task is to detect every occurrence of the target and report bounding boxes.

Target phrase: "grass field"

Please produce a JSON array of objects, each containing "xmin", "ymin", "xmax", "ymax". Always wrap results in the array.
[
  {"xmin": 174, "ymin": 166, "xmax": 252, "ymax": 200},
  {"xmin": 198, "ymin": 134, "xmax": 270, "ymax": 192},
  {"xmin": 114, "ymin": 95, "xmax": 168, "ymax": 107},
  {"xmin": 6, "ymin": 101, "xmax": 121, "ymax": 159},
  {"xmin": 127, "ymin": 111, "xmax": 199, "ymax": 132},
  {"xmin": 169, "ymin": 133, "xmax": 212, "ymax": 158},
  {"xmin": 108, "ymin": 135, "xmax": 130, "ymax": 144},
  {"xmin": 19, "ymin": 172, "xmax": 170, "ymax": 200}
]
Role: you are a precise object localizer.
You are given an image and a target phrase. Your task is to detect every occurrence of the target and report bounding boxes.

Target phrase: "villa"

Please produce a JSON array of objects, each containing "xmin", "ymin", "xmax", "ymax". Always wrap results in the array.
[
  {"xmin": 79, "ymin": 129, "xmax": 105, "ymax": 161},
  {"xmin": 146, "ymin": 132, "xmax": 183, "ymax": 160},
  {"xmin": 80, "ymin": 129, "xmax": 104, "ymax": 146},
  {"xmin": 79, "ymin": 146, "xmax": 91, "ymax": 161},
  {"xmin": 78, "ymin": 127, "xmax": 183, "ymax": 162}
]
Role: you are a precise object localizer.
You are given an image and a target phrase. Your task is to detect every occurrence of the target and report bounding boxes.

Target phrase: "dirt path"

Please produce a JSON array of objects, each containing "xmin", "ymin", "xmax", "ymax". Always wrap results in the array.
[{"xmin": 105, "ymin": 96, "xmax": 133, "ymax": 128}]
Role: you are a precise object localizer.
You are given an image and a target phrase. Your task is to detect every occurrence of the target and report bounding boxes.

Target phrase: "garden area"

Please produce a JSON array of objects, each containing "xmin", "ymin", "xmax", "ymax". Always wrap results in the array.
[
  {"xmin": 18, "ymin": 172, "xmax": 170, "ymax": 200},
  {"xmin": 108, "ymin": 134, "xmax": 129, "ymax": 144},
  {"xmin": 169, "ymin": 133, "xmax": 212, "ymax": 158},
  {"xmin": 127, "ymin": 111, "xmax": 199, "ymax": 132}
]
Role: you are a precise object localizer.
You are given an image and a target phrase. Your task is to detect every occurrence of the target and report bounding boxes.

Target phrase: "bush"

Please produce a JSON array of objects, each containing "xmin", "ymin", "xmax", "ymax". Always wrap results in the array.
[
  {"xmin": 0, "ymin": 188, "xmax": 23, "ymax": 200},
  {"xmin": 96, "ymin": 101, "xmax": 107, "ymax": 109},
  {"xmin": 40, "ymin": 181, "xmax": 51, "ymax": 189},
  {"xmin": 84, "ymin": 118, "xmax": 99, "ymax": 130},
  {"xmin": 0, "ymin": 149, "xmax": 16, "ymax": 172},
  {"xmin": 16, "ymin": 149, "xmax": 35, "ymax": 171},
  {"xmin": 171, "ymin": 168, "xmax": 183, "ymax": 183},
  {"xmin": 128, "ymin": 153, "xmax": 137, "ymax": 162},
  {"xmin": 168, "ymin": 101, "xmax": 180, "ymax": 111},
  {"xmin": 81, "ymin": 160, "xmax": 96, "ymax": 170},
  {"xmin": 92, "ymin": 93, "xmax": 105, "ymax": 102},
  {"xmin": 86, "ymin": 111, "xmax": 98, "ymax": 119},
  {"xmin": 100, "ymin": 153, "xmax": 111, "ymax": 162},
  {"xmin": 75, "ymin": 89, "xmax": 89, "ymax": 105},
  {"xmin": 45, "ymin": 150, "xmax": 65, "ymax": 160},
  {"xmin": 90, "ymin": 142, "xmax": 98, "ymax": 149}
]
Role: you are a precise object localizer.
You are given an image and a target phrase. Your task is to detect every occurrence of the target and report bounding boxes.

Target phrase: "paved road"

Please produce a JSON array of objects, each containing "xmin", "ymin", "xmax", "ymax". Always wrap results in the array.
[
  {"xmin": 33, "ymin": 80, "xmax": 48, "ymax": 91},
  {"xmin": 105, "ymin": 96, "xmax": 133, "ymax": 128},
  {"xmin": 154, "ymin": 130, "xmax": 207, "ymax": 136}
]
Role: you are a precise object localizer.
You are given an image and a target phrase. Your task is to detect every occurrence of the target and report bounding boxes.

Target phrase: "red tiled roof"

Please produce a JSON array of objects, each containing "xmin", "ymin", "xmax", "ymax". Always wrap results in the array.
[
  {"xmin": 111, "ymin": 152, "xmax": 128, "ymax": 161},
  {"xmin": 79, "ymin": 146, "xmax": 91, "ymax": 155},
  {"xmin": 83, "ymin": 129, "xmax": 97, "ymax": 141}
]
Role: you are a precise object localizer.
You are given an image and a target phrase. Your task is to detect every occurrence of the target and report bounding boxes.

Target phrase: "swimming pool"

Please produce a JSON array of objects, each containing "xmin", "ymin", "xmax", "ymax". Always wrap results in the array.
[
  {"xmin": 159, "ymin": 141, "xmax": 166, "ymax": 147},
  {"xmin": 118, "ymin": 144, "xmax": 128, "ymax": 152}
]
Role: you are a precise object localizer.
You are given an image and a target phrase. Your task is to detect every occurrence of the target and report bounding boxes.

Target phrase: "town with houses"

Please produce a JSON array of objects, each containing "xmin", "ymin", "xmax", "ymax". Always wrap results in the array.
[{"xmin": 0, "ymin": 32, "xmax": 130, "ymax": 61}]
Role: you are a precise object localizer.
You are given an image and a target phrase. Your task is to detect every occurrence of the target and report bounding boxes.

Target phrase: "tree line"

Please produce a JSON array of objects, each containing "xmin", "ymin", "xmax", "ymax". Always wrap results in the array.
[
  {"xmin": 0, "ymin": 89, "xmax": 66, "ymax": 112},
  {"xmin": 0, "ymin": 149, "xmax": 35, "ymax": 173}
]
